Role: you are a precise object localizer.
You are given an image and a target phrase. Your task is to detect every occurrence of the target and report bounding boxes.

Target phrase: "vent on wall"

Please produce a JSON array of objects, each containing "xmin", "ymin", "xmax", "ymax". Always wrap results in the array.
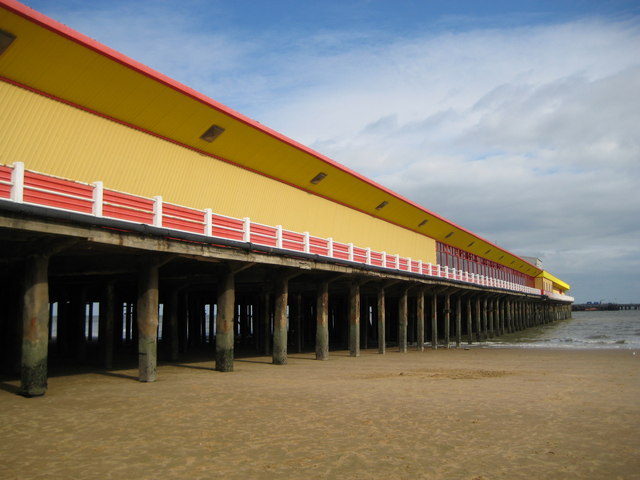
[
  {"xmin": 0, "ymin": 30, "xmax": 16, "ymax": 55},
  {"xmin": 310, "ymin": 172, "xmax": 327, "ymax": 184},
  {"xmin": 200, "ymin": 124, "xmax": 225, "ymax": 143}
]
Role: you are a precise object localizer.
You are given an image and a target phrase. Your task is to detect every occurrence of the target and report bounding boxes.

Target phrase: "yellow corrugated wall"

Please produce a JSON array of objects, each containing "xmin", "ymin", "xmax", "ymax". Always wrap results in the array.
[{"xmin": 0, "ymin": 80, "xmax": 437, "ymax": 263}]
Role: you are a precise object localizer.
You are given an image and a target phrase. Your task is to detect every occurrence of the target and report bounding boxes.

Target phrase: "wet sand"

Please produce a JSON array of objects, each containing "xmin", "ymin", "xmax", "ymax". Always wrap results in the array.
[{"xmin": 1, "ymin": 348, "xmax": 639, "ymax": 479}]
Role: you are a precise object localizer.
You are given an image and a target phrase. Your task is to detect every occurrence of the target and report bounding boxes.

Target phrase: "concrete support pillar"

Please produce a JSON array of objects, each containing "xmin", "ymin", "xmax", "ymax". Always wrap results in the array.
[
  {"xmin": 316, "ymin": 281, "xmax": 329, "ymax": 360},
  {"xmin": 261, "ymin": 292, "xmax": 271, "ymax": 356},
  {"xmin": 487, "ymin": 299, "xmax": 495, "ymax": 338},
  {"xmin": 455, "ymin": 295, "xmax": 462, "ymax": 348},
  {"xmin": 272, "ymin": 277, "xmax": 289, "ymax": 365},
  {"xmin": 466, "ymin": 296, "xmax": 473, "ymax": 344},
  {"xmin": 482, "ymin": 298, "xmax": 488, "ymax": 340},
  {"xmin": 70, "ymin": 288, "xmax": 87, "ymax": 363},
  {"xmin": 20, "ymin": 254, "xmax": 50, "ymax": 397},
  {"xmin": 416, "ymin": 289, "xmax": 425, "ymax": 352},
  {"xmin": 165, "ymin": 289, "xmax": 179, "ymax": 362},
  {"xmin": 137, "ymin": 261, "xmax": 159, "ymax": 382},
  {"xmin": 100, "ymin": 281, "xmax": 116, "ymax": 369},
  {"xmin": 349, "ymin": 282, "xmax": 361, "ymax": 357},
  {"xmin": 294, "ymin": 293, "xmax": 303, "ymax": 353},
  {"xmin": 444, "ymin": 293, "xmax": 451, "ymax": 348},
  {"xmin": 398, "ymin": 287, "xmax": 408, "ymax": 353},
  {"xmin": 475, "ymin": 296, "xmax": 482, "ymax": 342},
  {"xmin": 377, "ymin": 286, "xmax": 386, "ymax": 354},
  {"xmin": 215, "ymin": 270, "xmax": 235, "ymax": 372},
  {"xmin": 431, "ymin": 292, "xmax": 438, "ymax": 349}
]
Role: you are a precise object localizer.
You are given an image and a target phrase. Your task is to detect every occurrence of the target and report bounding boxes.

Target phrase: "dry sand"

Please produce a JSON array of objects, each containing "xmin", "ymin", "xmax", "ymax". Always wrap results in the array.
[{"xmin": 1, "ymin": 348, "xmax": 639, "ymax": 480}]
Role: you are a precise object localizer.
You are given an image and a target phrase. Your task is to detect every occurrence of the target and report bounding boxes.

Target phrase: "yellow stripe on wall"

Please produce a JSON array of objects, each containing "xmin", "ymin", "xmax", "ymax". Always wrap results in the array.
[{"xmin": 0, "ymin": 80, "xmax": 437, "ymax": 263}]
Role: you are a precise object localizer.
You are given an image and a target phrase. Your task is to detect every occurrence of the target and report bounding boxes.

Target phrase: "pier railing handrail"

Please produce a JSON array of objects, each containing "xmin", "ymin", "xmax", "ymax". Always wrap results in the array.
[{"xmin": 1, "ymin": 162, "xmax": 571, "ymax": 299}]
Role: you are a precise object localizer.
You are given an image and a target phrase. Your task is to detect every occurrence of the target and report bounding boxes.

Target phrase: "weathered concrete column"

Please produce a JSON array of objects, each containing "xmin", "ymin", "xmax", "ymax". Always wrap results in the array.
[
  {"xmin": 70, "ymin": 288, "xmax": 87, "ymax": 363},
  {"xmin": 20, "ymin": 254, "xmax": 50, "ymax": 397},
  {"xmin": 466, "ymin": 296, "xmax": 473, "ymax": 344},
  {"xmin": 444, "ymin": 293, "xmax": 451, "ymax": 348},
  {"xmin": 165, "ymin": 288, "xmax": 180, "ymax": 362},
  {"xmin": 431, "ymin": 292, "xmax": 438, "ymax": 349},
  {"xmin": 482, "ymin": 298, "xmax": 488, "ymax": 340},
  {"xmin": 294, "ymin": 293, "xmax": 303, "ymax": 353},
  {"xmin": 99, "ymin": 281, "xmax": 116, "ymax": 369},
  {"xmin": 475, "ymin": 296, "xmax": 482, "ymax": 342},
  {"xmin": 349, "ymin": 281, "xmax": 361, "ymax": 357},
  {"xmin": 316, "ymin": 281, "xmax": 329, "ymax": 360},
  {"xmin": 416, "ymin": 288, "xmax": 425, "ymax": 352},
  {"xmin": 377, "ymin": 286, "xmax": 386, "ymax": 354},
  {"xmin": 272, "ymin": 277, "xmax": 289, "ymax": 365},
  {"xmin": 398, "ymin": 287, "xmax": 408, "ymax": 353},
  {"xmin": 215, "ymin": 270, "xmax": 235, "ymax": 372},
  {"xmin": 261, "ymin": 291, "xmax": 271, "ymax": 356},
  {"xmin": 487, "ymin": 298, "xmax": 494, "ymax": 338},
  {"xmin": 137, "ymin": 261, "xmax": 159, "ymax": 382},
  {"xmin": 455, "ymin": 295, "xmax": 462, "ymax": 348}
]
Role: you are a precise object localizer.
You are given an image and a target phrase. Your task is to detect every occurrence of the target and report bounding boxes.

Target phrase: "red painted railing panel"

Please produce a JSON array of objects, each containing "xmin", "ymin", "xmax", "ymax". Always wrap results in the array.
[
  {"xmin": 309, "ymin": 236, "xmax": 329, "ymax": 255},
  {"xmin": 162, "ymin": 203, "xmax": 205, "ymax": 234},
  {"xmin": 212, "ymin": 214, "xmax": 244, "ymax": 241},
  {"xmin": 250, "ymin": 223, "xmax": 277, "ymax": 247},
  {"xmin": 103, "ymin": 190, "xmax": 154, "ymax": 223},
  {"xmin": 370, "ymin": 251, "xmax": 384, "ymax": 267},
  {"xmin": 24, "ymin": 171, "xmax": 93, "ymax": 213},
  {"xmin": 353, "ymin": 246, "xmax": 367, "ymax": 264},
  {"xmin": 0, "ymin": 166, "xmax": 11, "ymax": 199},
  {"xmin": 282, "ymin": 230, "xmax": 304, "ymax": 251},
  {"xmin": 332, "ymin": 242, "xmax": 350, "ymax": 260}
]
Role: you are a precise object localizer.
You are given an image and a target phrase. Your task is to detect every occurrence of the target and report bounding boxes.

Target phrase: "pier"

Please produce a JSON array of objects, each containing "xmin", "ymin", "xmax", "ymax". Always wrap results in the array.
[
  {"xmin": 573, "ymin": 303, "xmax": 639, "ymax": 311},
  {"xmin": 0, "ymin": 0, "xmax": 574, "ymax": 397}
]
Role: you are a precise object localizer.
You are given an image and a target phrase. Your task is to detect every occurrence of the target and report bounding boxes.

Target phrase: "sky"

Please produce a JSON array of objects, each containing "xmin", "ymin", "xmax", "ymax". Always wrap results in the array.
[{"xmin": 21, "ymin": 0, "xmax": 640, "ymax": 303}]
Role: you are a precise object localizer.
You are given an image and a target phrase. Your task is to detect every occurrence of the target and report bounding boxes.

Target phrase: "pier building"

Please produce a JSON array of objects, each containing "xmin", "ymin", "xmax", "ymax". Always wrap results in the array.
[{"xmin": 0, "ymin": 0, "xmax": 573, "ymax": 396}]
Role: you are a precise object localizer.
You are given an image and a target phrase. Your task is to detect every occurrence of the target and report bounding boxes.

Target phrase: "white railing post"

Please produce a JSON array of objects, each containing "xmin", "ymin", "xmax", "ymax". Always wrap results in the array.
[
  {"xmin": 153, "ymin": 196, "xmax": 163, "ymax": 227},
  {"xmin": 407, "ymin": 257, "xmax": 412, "ymax": 272},
  {"xmin": 10, "ymin": 162, "xmax": 24, "ymax": 203},
  {"xmin": 382, "ymin": 251, "xmax": 387, "ymax": 267},
  {"xmin": 303, "ymin": 232, "xmax": 310, "ymax": 253},
  {"xmin": 418, "ymin": 260, "xmax": 423, "ymax": 275},
  {"xmin": 243, "ymin": 217, "xmax": 251, "ymax": 242},
  {"xmin": 204, "ymin": 208, "xmax": 212, "ymax": 236},
  {"xmin": 427, "ymin": 262, "xmax": 432, "ymax": 276},
  {"xmin": 366, "ymin": 248, "xmax": 371, "ymax": 265},
  {"xmin": 92, "ymin": 181, "xmax": 103, "ymax": 217},
  {"xmin": 348, "ymin": 243, "xmax": 354, "ymax": 261},
  {"xmin": 444, "ymin": 266, "xmax": 449, "ymax": 278},
  {"xmin": 437, "ymin": 264, "xmax": 441, "ymax": 277},
  {"xmin": 327, "ymin": 237, "xmax": 334, "ymax": 257},
  {"xmin": 395, "ymin": 254, "xmax": 400, "ymax": 269},
  {"xmin": 276, "ymin": 225, "xmax": 283, "ymax": 249}
]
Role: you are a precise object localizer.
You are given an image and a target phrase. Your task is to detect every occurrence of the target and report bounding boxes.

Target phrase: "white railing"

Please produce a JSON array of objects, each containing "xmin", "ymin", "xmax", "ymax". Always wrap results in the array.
[{"xmin": 0, "ymin": 162, "xmax": 546, "ymax": 296}]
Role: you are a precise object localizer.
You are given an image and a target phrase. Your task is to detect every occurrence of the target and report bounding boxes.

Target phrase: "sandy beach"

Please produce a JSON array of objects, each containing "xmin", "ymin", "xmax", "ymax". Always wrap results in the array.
[{"xmin": 1, "ymin": 347, "xmax": 638, "ymax": 480}]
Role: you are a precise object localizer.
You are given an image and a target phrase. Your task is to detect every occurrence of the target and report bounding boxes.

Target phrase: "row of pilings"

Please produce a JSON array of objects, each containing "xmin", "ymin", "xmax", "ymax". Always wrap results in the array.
[{"xmin": 0, "ymin": 253, "xmax": 572, "ymax": 397}]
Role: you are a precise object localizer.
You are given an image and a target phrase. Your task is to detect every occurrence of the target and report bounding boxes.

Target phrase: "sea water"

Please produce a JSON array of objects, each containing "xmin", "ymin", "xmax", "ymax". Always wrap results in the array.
[{"xmin": 485, "ymin": 309, "xmax": 640, "ymax": 349}]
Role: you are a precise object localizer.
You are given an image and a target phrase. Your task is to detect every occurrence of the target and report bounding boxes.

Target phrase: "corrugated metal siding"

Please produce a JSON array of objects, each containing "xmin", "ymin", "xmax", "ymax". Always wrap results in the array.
[{"xmin": 0, "ymin": 80, "xmax": 437, "ymax": 263}]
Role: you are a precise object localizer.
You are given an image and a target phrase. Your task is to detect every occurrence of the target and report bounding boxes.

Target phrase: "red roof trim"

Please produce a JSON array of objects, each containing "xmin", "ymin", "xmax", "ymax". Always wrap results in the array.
[{"xmin": 0, "ymin": 0, "xmax": 538, "ymax": 272}]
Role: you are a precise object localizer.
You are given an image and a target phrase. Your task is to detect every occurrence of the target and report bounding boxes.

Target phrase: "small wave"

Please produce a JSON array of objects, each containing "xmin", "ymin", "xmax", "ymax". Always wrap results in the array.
[{"xmin": 586, "ymin": 334, "xmax": 609, "ymax": 340}]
